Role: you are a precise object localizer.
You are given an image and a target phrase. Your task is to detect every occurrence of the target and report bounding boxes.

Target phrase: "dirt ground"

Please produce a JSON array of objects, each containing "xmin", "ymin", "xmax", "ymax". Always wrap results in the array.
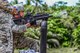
[
  {"xmin": 14, "ymin": 47, "xmax": 80, "ymax": 53},
  {"xmin": 47, "ymin": 48, "xmax": 80, "ymax": 53}
]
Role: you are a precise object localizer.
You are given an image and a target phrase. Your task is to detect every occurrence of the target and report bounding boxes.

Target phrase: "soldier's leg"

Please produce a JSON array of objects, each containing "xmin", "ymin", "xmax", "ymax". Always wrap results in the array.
[
  {"xmin": 13, "ymin": 32, "xmax": 39, "ymax": 52},
  {"xmin": 26, "ymin": 37, "xmax": 40, "ymax": 52},
  {"xmin": 17, "ymin": 37, "xmax": 40, "ymax": 52}
]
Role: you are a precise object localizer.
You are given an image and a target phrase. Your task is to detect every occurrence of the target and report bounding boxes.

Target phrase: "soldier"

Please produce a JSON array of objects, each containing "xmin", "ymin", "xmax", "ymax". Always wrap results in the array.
[
  {"xmin": 0, "ymin": 0, "xmax": 39, "ymax": 53},
  {"xmin": 12, "ymin": 4, "xmax": 39, "ymax": 52}
]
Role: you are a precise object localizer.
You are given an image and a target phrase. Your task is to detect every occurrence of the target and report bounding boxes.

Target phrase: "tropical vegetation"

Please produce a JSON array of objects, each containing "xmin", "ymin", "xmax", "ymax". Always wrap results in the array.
[{"xmin": 11, "ymin": 0, "xmax": 80, "ymax": 52}]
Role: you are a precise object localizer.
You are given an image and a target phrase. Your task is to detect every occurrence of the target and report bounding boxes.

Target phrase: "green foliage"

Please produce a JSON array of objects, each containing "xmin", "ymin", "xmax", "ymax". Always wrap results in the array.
[
  {"xmin": 23, "ymin": 4, "xmax": 80, "ymax": 47},
  {"xmin": 12, "ymin": 0, "xmax": 80, "ymax": 48},
  {"xmin": 24, "ymin": 27, "xmax": 40, "ymax": 40},
  {"xmin": 62, "ymin": 41, "xmax": 70, "ymax": 47},
  {"xmin": 26, "ymin": 0, "xmax": 31, "ymax": 5},
  {"xmin": 14, "ymin": 0, "xmax": 18, "ymax": 4}
]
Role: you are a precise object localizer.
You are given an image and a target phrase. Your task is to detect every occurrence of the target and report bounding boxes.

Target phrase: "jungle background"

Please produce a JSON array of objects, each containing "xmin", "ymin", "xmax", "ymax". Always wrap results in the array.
[{"xmin": 10, "ymin": 0, "xmax": 80, "ymax": 53}]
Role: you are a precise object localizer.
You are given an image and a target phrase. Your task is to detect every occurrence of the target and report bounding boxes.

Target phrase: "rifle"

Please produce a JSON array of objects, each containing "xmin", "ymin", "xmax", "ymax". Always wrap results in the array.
[{"xmin": 13, "ymin": 13, "xmax": 52, "ymax": 25}]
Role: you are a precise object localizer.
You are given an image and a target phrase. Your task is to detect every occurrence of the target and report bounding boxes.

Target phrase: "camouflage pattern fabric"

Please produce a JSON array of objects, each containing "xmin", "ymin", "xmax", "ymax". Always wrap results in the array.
[
  {"xmin": 0, "ymin": 10, "xmax": 14, "ymax": 53},
  {"xmin": 0, "ymin": 0, "xmax": 27, "ymax": 53},
  {"xmin": 0, "ymin": 10, "xmax": 28, "ymax": 53},
  {"xmin": 13, "ymin": 32, "xmax": 39, "ymax": 52}
]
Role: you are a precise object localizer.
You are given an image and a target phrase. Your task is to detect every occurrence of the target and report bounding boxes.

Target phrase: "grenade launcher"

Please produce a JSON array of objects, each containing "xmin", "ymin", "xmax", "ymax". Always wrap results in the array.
[{"xmin": 13, "ymin": 13, "xmax": 52, "ymax": 25}]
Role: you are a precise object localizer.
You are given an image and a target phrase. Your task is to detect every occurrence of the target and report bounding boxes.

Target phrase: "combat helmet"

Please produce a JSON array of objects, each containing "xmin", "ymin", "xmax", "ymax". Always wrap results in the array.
[{"xmin": 13, "ymin": 3, "xmax": 24, "ymax": 12}]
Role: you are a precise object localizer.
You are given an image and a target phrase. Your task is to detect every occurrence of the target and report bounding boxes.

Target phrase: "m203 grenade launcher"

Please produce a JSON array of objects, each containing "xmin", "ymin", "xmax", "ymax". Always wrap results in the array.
[{"xmin": 13, "ymin": 13, "xmax": 52, "ymax": 25}]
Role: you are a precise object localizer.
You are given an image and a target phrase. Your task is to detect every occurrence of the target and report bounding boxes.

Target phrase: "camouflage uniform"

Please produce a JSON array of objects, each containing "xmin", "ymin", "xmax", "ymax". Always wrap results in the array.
[
  {"xmin": 0, "ymin": 0, "xmax": 39, "ymax": 53},
  {"xmin": 0, "ymin": 7, "xmax": 27, "ymax": 53},
  {"xmin": 13, "ymin": 32, "xmax": 39, "ymax": 52}
]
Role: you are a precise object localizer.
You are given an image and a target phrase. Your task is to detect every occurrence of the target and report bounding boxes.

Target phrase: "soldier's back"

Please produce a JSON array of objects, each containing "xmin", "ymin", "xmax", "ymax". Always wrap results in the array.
[{"xmin": 0, "ymin": 9, "xmax": 13, "ymax": 53}]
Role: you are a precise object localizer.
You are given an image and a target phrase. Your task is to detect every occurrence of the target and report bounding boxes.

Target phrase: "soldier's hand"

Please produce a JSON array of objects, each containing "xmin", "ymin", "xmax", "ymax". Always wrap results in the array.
[{"xmin": 26, "ymin": 23, "xmax": 31, "ymax": 28}]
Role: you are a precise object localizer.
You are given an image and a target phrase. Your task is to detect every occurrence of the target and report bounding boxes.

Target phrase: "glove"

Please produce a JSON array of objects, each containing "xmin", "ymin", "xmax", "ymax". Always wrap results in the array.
[{"xmin": 26, "ymin": 23, "xmax": 31, "ymax": 28}]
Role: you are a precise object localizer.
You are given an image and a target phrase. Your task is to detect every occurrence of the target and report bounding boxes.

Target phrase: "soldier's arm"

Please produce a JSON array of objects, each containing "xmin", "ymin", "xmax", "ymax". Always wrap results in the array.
[
  {"xmin": 11, "ymin": 21, "xmax": 27, "ymax": 33},
  {"xmin": 10, "ymin": 17, "xmax": 29, "ymax": 33}
]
